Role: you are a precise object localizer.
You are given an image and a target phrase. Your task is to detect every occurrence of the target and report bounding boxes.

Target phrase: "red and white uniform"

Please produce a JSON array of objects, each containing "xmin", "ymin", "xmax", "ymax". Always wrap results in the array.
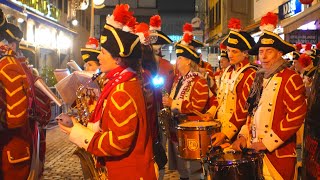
[
  {"xmin": 239, "ymin": 68, "xmax": 306, "ymax": 180},
  {"xmin": 0, "ymin": 46, "xmax": 33, "ymax": 180},
  {"xmin": 69, "ymin": 76, "xmax": 157, "ymax": 180},
  {"xmin": 208, "ymin": 59, "xmax": 256, "ymax": 140},
  {"xmin": 169, "ymin": 72, "xmax": 209, "ymax": 120}
]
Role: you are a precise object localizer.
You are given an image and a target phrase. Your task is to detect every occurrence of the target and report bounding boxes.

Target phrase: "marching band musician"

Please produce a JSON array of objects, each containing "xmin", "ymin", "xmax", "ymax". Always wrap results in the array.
[
  {"xmin": 0, "ymin": 10, "xmax": 34, "ymax": 179},
  {"xmin": 203, "ymin": 18, "xmax": 257, "ymax": 147},
  {"xmin": 162, "ymin": 43, "xmax": 209, "ymax": 180},
  {"xmin": 58, "ymin": 4, "xmax": 157, "ymax": 179},
  {"xmin": 232, "ymin": 12, "xmax": 307, "ymax": 180},
  {"xmin": 177, "ymin": 23, "xmax": 216, "ymax": 95},
  {"xmin": 81, "ymin": 37, "xmax": 100, "ymax": 72},
  {"xmin": 2, "ymin": 19, "xmax": 53, "ymax": 179}
]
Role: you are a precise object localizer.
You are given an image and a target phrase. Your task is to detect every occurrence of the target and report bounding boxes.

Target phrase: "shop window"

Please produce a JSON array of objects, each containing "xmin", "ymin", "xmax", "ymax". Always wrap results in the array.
[
  {"xmin": 57, "ymin": 0, "xmax": 63, "ymax": 10},
  {"xmin": 209, "ymin": 8, "xmax": 215, "ymax": 29},
  {"xmin": 64, "ymin": 0, "xmax": 68, "ymax": 13},
  {"xmin": 215, "ymin": 0, "xmax": 221, "ymax": 27}
]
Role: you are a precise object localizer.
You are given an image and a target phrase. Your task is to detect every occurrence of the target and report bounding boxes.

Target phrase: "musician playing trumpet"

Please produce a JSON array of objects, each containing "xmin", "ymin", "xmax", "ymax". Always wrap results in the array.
[{"xmin": 58, "ymin": 4, "xmax": 157, "ymax": 180}]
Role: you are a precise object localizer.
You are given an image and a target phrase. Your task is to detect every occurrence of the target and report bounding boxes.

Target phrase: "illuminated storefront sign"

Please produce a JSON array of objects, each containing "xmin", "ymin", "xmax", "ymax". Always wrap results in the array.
[
  {"xmin": 278, "ymin": 0, "xmax": 302, "ymax": 20},
  {"xmin": 10, "ymin": 0, "xmax": 61, "ymax": 20}
]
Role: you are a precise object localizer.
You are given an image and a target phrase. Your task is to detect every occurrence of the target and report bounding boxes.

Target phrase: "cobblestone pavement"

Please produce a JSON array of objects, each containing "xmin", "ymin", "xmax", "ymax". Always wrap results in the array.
[{"xmin": 43, "ymin": 126, "xmax": 180, "ymax": 180}]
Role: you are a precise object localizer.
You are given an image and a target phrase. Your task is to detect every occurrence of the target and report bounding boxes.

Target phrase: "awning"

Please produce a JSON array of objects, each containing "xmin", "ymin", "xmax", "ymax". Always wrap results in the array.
[
  {"xmin": 280, "ymin": 3, "xmax": 320, "ymax": 34},
  {"xmin": 1, "ymin": 0, "xmax": 77, "ymax": 36}
]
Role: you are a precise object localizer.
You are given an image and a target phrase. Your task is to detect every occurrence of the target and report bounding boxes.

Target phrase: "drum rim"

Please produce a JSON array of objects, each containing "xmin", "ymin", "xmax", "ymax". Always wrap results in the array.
[{"xmin": 208, "ymin": 152, "xmax": 261, "ymax": 165}]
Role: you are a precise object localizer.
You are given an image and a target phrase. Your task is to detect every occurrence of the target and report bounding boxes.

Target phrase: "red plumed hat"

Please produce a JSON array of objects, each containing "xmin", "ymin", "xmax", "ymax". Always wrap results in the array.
[
  {"xmin": 181, "ymin": 23, "xmax": 193, "ymax": 45},
  {"xmin": 113, "ymin": 4, "xmax": 133, "ymax": 25},
  {"xmin": 295, "ymin": 43, "xmax": 302, "ymax": 51},
  {"xmin": 183, "ymin": 23, "xmax": 193, "ymax": 33},
  {"xmin": 228, "ymin": 18, "xmax": 241, "ymax": 32},
  {"xmin": 123, "ymin": 16, "xmax": 136, "ymax": 32},
  {"xmin": 298, "ymin": 53, "xmax": 312, "ymax": 68},
  {"xmin": 85, "ymin": 37, "xmax": 99, "ymax": 49},
  {"xmin": 149, "ymin": 15, "xmax": 161, "ymax": 31},
  {"xmin": 135, "ymin": 22, "xmax": 150, "ymax": 45},
  {"xmin": 305, "ymin": 43, "xmax": 312, "ymax": 51},
  {"xmin": 260, "ymin": 12, "xmax": 278, "ymax": 32}
]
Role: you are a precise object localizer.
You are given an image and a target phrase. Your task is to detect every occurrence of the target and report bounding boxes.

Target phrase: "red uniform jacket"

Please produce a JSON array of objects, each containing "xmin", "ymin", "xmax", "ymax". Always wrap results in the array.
[
  {"xmin": 69, "ymin": 77, "xmax": 157, "ymax": 180},
  {"xmin": 0, "ymin": 47, "xmax": 33, "ymax": 180},
  {"xmin": 240, "ymin": 68, "xmax": 306, "ymax": 180},
  {"xmin": 209, "ymin": 59, "xmax": 256, "ymax": 140}
]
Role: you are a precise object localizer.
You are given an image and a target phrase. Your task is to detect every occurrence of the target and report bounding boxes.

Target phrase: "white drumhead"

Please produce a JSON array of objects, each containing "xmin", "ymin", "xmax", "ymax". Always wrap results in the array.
[{"xmin": 179, "ymin": 121, "xmax": 218, "ymax": 127}]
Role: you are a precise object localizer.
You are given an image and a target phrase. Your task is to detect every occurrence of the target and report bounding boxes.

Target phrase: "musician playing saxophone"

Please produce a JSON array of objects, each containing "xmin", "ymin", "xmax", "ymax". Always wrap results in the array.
[{"xmin": 58, "ymin": 4, "xmax": 157, "ymax": 180}]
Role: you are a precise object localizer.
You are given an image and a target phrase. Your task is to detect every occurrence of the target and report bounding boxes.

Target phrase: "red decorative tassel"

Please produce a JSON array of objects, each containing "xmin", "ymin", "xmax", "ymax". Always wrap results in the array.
[
  {"xmin": 135, "ymin": 23, "xmax": 149, "ymax": 33},
  {"xmin": 260, "ymin": 12, "xmax": 278, "ymax": 27},
  {"xmin": 228, "ymin": 18, "xmax": 241, "ymax": 30},
  {"xmin": 149, "ymin": 15, "xmax": 161, "ymax": 28},
  {"xmin": 183, "ymin": 23, "xmax": 193, "ymax": 32},
  {"xmin": 298, "ymin": 54, "xmax": 312, "ymax": 68},
  {"xmin": 183, "ymin": 33, "xmax": 193, "ymax": 44},
  {"xmin": 113, "ymin": 4, "xmax": 133, "ymax": 25}
]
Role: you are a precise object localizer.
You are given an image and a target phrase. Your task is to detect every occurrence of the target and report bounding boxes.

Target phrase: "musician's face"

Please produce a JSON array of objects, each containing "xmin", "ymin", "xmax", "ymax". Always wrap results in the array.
[
  {"xmin": 258, "ymin": 47, "xmax": 283, "ymax": 70},
  {"xmin": 84, "ymin": 61, "xmax": 99, "ymax": 72},
  {"xmin": 227, "ymin": 47, "xmax": 246, "ymax": 65},
  {"xmin": 176, "ymin": 56, "xmax": 191, "ymax": 74},
  {"xmin": 98, "ymin": 48, "xmax": 118, "ymax": 73},
  {"xmin": 220, "ymin": 58, "xmax": 230, "ymax": 69}
]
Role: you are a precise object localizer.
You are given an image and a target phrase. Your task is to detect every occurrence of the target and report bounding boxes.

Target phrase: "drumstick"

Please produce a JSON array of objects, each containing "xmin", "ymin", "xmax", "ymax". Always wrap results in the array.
[{"xmin": 192, "ymin": 109, "xmax": 205, "ymax": 119}]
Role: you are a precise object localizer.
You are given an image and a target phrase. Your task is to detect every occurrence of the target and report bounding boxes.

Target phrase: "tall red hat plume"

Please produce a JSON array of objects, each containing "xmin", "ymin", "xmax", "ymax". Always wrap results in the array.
[
  {"xmin": 305, "ymin": 43, "xmax": 312, "ymax": 51},
  {"xmin": 113, "ymin": 4, "xmax": 133, "ymax": 25},
  {"xmin": 260, "ymin": 12, "xmax": 278, "ymax": 31},
  {"xmin": 298, "ymin": 54, "xmax": 312, "ymax": 68},
  {"xmin": 86, "ymin": 37, "xmax": 99, "ymax": 49},
  {"xmin": 295, "ymin": 43, "xmax": 302, "ymax": 51},
  {"xmin": 149, "ymin": 15, "xmax": 161, "ymax": 31},
  {"xmin": 228, "ymin": 18, "xmax": 241, "ymax": 32}
]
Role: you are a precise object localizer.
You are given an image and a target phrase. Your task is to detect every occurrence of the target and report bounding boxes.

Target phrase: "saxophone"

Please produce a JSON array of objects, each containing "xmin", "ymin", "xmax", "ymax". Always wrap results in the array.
[
  {"xmin": 158, "ymin": 89, "xmax": 172, "ymax": 139},
  {"xmin": 71, "ymin": 72, "xmax": 107, "ymax": 180}
]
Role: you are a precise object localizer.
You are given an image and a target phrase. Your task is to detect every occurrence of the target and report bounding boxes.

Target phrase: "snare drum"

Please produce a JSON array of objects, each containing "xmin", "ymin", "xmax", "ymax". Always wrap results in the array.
[
  {"xmin": 177, "ymin": 121, "xmax": 221, "ymax": 160},
  {"xmin": 208, "ymin": 151, "xmax": 263, "ymax": 180}
]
